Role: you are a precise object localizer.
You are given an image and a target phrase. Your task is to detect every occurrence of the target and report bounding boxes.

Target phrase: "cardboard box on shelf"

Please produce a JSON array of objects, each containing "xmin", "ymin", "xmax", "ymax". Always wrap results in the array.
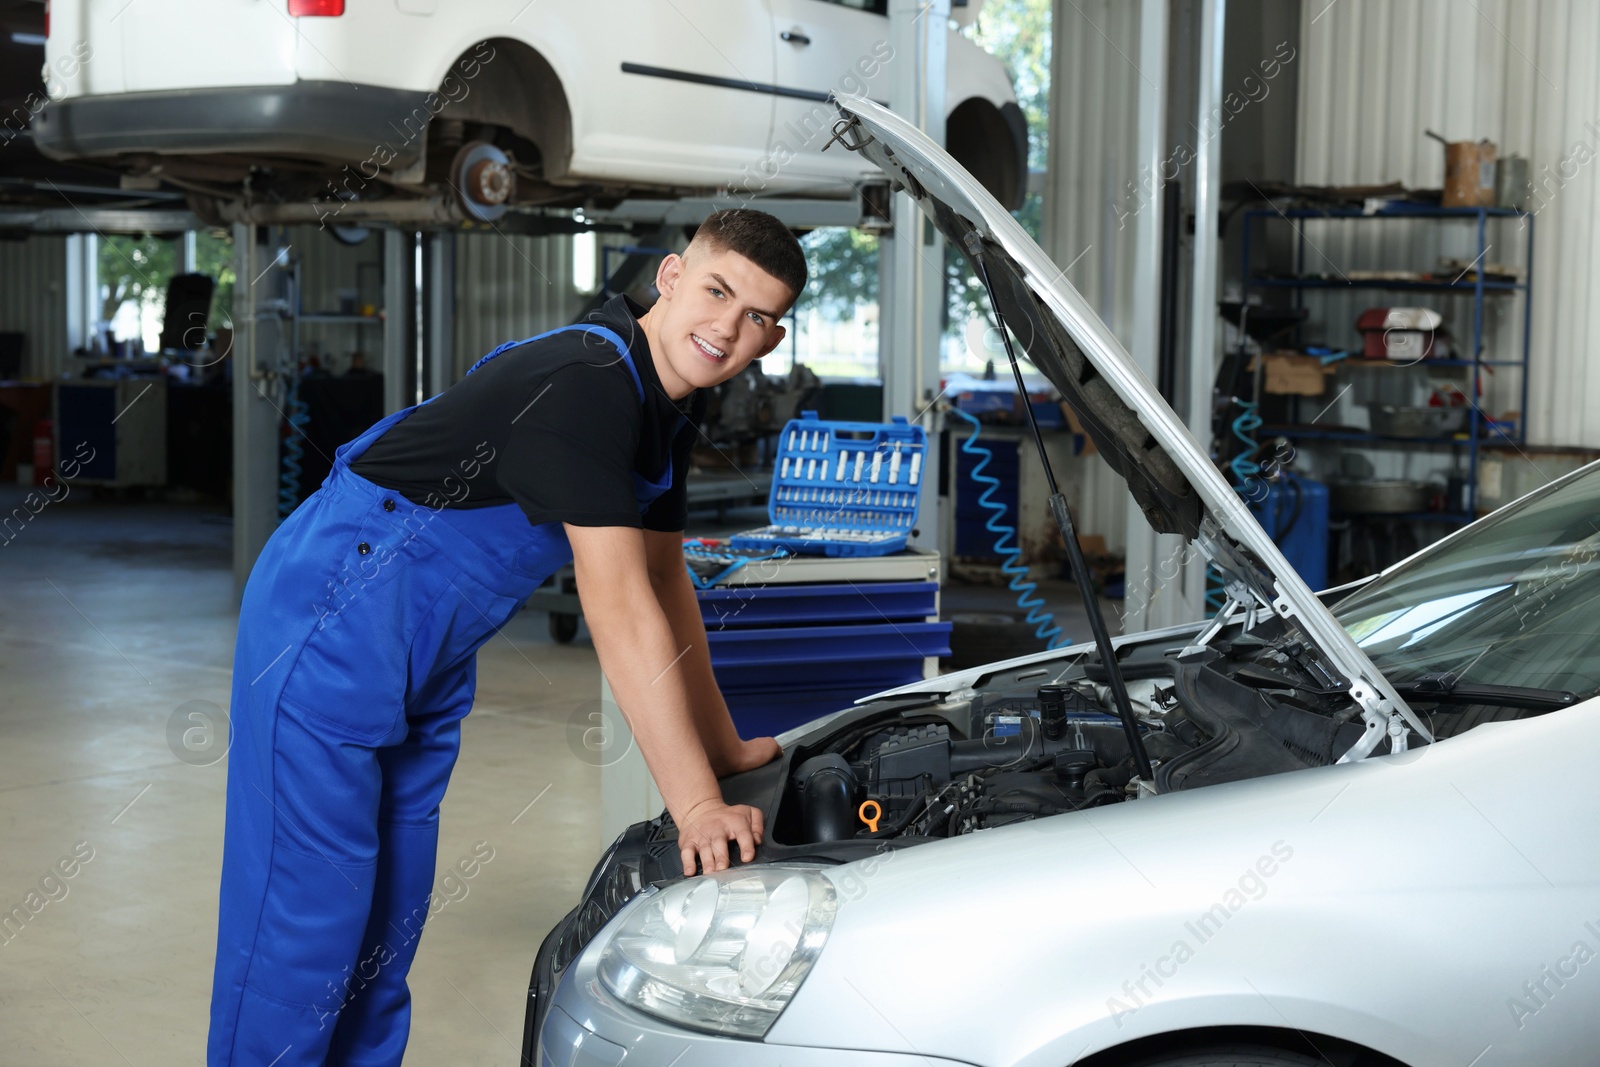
[{"xmin": 1255, "ymin": 352, "xmax": 1332, "ymax": 396}]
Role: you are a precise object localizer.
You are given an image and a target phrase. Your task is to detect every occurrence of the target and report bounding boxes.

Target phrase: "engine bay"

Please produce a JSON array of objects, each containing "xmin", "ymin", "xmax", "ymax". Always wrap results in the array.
[
  {"xmin": 760, "ymin": 615, "xmax": 1382, "ymax": 850},
  {"xmin": 775, "ymin": 678, "xmax": 1186, "ymax": 845}
]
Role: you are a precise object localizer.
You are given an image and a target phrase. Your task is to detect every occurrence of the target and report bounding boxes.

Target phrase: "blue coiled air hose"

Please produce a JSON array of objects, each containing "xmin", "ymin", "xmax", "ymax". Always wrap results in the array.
[
  {"xmin": 1228, "ymin": 398, "xmax": 1264, "ymax": 492},
  {"xmin": 278, "ymin": 373, "xmax": 310, "ymax": 520},
  {"xmin": 952, "ymin": 407, "xmax": 1066, "ymax": 649},
  {"xmin": 1206, "ymin": 398, "xmax": 1264, "ymax": 609}
]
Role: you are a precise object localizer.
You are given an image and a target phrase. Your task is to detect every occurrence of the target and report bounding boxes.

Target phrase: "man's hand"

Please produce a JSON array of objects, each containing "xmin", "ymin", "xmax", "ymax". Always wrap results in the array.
[
  {"xmin": 678, "ymin": 799, "xmax": 765, "ymax": 875},
  {"xmin": 711, "ymin": 736, "xmax": 782, "ymax": 778}
]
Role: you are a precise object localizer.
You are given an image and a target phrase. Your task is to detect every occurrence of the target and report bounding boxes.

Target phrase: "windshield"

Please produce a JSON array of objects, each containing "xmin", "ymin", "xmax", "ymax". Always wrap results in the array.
[{"xmin": 1333, "ymin": 464, "xmax": 1600, "ymax": 725}]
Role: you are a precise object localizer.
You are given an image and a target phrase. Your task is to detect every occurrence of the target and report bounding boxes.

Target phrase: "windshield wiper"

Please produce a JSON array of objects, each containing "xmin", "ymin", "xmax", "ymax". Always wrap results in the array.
[{"xmin": 1391, "ymin": 671, "xmax": 1580, "ymax": 711}]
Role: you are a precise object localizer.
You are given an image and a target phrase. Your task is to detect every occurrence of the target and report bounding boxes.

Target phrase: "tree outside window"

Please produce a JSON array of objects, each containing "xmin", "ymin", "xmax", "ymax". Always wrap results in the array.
[{"xmin": 98, "ymin": 235, "xmax": 174, "ymax": 353}]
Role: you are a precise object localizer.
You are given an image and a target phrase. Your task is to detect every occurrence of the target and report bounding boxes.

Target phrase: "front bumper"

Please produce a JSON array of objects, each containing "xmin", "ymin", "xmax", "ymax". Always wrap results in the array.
[{"xmin": 31, "ymin": 81, "xmax": 429, "ymax": 165}]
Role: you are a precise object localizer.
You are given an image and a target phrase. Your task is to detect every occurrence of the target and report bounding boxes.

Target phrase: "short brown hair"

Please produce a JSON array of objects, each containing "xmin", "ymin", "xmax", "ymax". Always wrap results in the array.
[{"xmin": 688, "ymin": 209, "xmax": 807, "ymax": 301}]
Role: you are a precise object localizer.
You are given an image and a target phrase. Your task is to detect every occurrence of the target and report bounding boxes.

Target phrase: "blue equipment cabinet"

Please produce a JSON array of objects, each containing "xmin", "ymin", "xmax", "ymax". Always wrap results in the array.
[
  {"xmin": 954, "ymin": 435, "xmax": 1019, "ymax": 560},
  {"xmin": 1248, "ymin": 472, "xmax": 1329, "ymax": 591}
]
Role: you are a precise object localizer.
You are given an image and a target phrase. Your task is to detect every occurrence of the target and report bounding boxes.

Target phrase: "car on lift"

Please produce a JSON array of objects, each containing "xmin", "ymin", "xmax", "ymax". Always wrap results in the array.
[
  {"xmin": 523, "ymin": 97, "xmax": 1600, "ymax": 1067},
  {"xmin": 32, "ymin": 0, "xmax": 1027, "ymax": 228}
]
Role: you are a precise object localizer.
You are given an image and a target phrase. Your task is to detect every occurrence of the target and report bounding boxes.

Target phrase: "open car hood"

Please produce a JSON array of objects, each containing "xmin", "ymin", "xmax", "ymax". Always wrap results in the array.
[{"xmin": 833, "ymin": 96, "xmax": 1429, "ymax": 752}]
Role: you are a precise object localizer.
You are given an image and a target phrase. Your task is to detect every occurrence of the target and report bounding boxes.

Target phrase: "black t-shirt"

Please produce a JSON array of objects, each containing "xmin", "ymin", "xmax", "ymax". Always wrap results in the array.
[{"xmin": 350, "ymin": 295, "xmax": 702, "ymax": 531}]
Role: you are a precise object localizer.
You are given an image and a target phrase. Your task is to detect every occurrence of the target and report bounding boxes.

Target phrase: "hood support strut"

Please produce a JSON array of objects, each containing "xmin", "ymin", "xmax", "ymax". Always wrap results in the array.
[{"xmin": 964, "ymin": 235, "xmax": 1155, "ymax": 784}]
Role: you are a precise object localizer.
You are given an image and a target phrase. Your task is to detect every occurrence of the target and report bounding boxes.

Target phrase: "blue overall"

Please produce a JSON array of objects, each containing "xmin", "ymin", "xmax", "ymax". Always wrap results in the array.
[{"xmin": 208, "ymin": 328, "xmax": 670, "ymax": 1066}]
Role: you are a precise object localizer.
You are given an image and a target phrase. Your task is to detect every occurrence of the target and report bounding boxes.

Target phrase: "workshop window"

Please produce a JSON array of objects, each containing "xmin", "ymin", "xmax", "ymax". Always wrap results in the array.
[
  {"xmin": 946, "ymin": 0, "xmax": 1049, "ymax": 374},
  {"xmin": 92, "ymin": 230, "xmax": 233, "ymax": 357},
  {"xmin": 790, "ymin": 228, "xmax": 879, "ymax": 380}
]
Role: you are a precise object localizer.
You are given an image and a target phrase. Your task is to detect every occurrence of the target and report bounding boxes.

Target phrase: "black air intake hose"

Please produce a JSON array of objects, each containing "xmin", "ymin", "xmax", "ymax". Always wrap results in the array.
[{"xmin": 795, "ymin": 754, "xmax": 860, "ymax": 843}]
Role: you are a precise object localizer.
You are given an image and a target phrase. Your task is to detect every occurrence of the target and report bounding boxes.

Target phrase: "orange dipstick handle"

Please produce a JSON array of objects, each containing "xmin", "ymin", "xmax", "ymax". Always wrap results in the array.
[{"xmin": 858, "ymin": 800, "xmax": 882, "ymax": 833}]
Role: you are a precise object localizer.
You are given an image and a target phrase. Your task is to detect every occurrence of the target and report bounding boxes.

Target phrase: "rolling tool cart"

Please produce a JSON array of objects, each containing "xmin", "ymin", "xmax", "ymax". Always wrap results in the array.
[
  {"xmin": 704, "ymin": 412, "xmax": 947, "ymax": 734},
  {"xmin": 54, "ymin": 378, "xmax": 168, "ymax": 488}
]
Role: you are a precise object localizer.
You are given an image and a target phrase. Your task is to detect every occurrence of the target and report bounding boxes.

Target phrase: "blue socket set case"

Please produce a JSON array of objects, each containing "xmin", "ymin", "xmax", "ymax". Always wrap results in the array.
[{"xmin": 730, "ymin": 412, "xmax": 928, "ymax": 558}]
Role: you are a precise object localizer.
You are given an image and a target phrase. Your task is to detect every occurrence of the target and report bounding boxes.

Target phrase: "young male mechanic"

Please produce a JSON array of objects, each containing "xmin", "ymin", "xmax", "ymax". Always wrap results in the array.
[{"xmin": 208, "ymin": 209, "xmax": 806, "ymax": 1066}]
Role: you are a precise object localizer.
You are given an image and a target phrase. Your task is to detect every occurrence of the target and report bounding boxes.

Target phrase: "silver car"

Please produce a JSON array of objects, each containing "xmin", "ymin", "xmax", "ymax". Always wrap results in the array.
[{"xmin": 524, "ymin": 98, "xmax": 1600, "ymax": 1067}]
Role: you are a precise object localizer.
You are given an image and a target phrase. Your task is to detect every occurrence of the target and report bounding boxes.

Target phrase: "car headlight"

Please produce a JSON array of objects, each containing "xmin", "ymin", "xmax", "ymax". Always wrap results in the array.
[{"xmin": 596, "ymin": 867, "xmax": 837, "ymax": 1038}]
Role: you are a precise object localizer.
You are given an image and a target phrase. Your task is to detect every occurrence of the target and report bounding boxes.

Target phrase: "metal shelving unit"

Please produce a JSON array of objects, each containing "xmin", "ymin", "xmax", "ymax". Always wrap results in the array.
[{"xmin": 1241, "ymin": 203, "xmax": 1535, "ymax": 521}]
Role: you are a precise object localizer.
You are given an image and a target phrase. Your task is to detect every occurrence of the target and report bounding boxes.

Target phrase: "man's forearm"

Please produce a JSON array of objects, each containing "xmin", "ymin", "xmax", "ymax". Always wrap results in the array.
[
  {"xmin": 651, "ymin": 565, "xmax": 744, "ymax": 771},
  {"xmin": 579, "ymin": 567, "xmax": 723, "ymax": 824}
]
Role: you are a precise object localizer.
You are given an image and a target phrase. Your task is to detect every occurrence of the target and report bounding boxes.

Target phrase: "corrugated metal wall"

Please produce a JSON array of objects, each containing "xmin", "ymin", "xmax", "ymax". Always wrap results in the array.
[
  {"xmin": 1297, "ymin": 0, "xmax": 1594, "ymax": 448},
  {"xmin": 1043, "ymin": 0, "xmax": 1144, "ymax": 552},
  {"xmin": 1044, "ymin": 0, "xmax": 1142, "ymax": 344},
  {"xmin": 455, "ymin": 231, "xmax": 579, "ymax": 379},
  {"xmin": 0, "ymin": 236, "xmax": 68, "ymax": 378}
]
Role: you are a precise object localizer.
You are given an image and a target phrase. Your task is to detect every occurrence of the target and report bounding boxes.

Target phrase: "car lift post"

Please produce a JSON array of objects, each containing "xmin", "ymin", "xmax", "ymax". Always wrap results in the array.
[
  {"xmin": 232, "ymin": 223, "xmax": 291, "ymax": 599},
  {"xmin": 880, "ymin": 0, "xmax": 950, "ymax": 562}
]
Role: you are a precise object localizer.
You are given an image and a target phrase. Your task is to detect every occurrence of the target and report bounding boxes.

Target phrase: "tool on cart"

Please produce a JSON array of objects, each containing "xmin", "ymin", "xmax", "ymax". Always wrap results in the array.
[
  {"xmin": 729, "ymin": 412, "xmax": 928, "ymax": 558},
  {"xmin": 681, "ymin": 539, "xmax": 791, "ymax": 589}
]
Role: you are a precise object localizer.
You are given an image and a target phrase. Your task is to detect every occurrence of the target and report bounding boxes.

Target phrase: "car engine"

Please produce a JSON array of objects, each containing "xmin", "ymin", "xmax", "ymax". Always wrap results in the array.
[{"xmin": 779, "ymin": 681, "xmax": 1190, "ymax": 845}]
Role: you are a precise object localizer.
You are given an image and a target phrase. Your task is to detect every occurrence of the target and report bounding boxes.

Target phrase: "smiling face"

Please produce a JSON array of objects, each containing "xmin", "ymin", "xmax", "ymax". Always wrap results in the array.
[{"xmin": 640, "ymin": 244, "xmax": 795, "ymax": 399}]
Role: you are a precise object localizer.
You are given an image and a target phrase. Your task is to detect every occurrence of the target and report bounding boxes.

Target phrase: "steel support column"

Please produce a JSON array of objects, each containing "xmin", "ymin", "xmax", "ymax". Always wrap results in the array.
[
  {"xmin": 232, "ymin": 223, "xmax": 288, "ymax": 600},
  {"xmin": 1121, "ymin": 0, "xmax": 1173, "ymax": 635},
  {"xmin": 63, "ymin": 233, "xmax": 94, "ymax": 377},
  {"xmin": 881, "ymin": 0, "xmax": 949, "ymax": 553},
  {"xmin": 424, "ymin": 231, "xmax": 456, "ymax": 394},
  {"xmin": 382, "ymin": 229, "xmax": 416, "ymax": 414},
  {"xmin": 1123, "ymin": 0, "xmax": 1224, "ymax": 633},
  {"xmin": 1182, "ymin": 0, "xmax": 1225, "ymax": 615}
]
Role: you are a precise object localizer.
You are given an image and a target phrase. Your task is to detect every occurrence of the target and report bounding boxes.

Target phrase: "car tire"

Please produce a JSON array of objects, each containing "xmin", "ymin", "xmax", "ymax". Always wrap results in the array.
[
  {"xmin": 946, "ymin": 97, "xmax": 1027, "ymax": 210},
  {"xmin": 1122, "ymin": 1046, "xmax": 1325, "ymax": 1067}
]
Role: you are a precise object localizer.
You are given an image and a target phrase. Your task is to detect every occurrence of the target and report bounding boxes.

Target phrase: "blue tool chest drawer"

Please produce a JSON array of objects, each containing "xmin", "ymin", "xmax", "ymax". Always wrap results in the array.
[
  {"xmin": 697, "ymin": 580, "xmax": 938, "ymax": 628},
  {"xmin": 693, "ymin": 576, "xmax": 950, "ymax": 736}
]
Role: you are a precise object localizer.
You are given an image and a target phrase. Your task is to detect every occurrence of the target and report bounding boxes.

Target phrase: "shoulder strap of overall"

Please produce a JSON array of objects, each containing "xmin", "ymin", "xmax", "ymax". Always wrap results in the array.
[{"xmin": 464, "ymin": 325, "xmax": 645, "ymax": 403}]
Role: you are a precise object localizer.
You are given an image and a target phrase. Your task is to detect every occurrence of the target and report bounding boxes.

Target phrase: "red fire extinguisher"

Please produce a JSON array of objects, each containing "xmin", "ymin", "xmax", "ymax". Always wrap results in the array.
[{"xmin": 32, "ymin": 419, "xmax": 53, "ymax": 486}]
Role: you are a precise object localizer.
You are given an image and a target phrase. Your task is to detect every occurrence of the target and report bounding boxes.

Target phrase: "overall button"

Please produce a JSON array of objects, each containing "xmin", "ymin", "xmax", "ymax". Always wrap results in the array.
[
  {"xmin": 382, "ymin": 499, "xmax": 396, "ymax": 512},
  {"xmin": 357, "ymin": 542, "xmax": 371, "ymax": 555}
]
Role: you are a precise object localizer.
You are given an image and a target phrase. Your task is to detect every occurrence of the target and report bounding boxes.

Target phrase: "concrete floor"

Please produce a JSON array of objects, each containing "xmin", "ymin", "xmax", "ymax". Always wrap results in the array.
[
  {"xmin": 0, "ymin": 490, "xmax": 1118, "ymax": 1065},
  {"xmin": 0, "ymin": 487, "xmax": 601, "ymax": 1065}
]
